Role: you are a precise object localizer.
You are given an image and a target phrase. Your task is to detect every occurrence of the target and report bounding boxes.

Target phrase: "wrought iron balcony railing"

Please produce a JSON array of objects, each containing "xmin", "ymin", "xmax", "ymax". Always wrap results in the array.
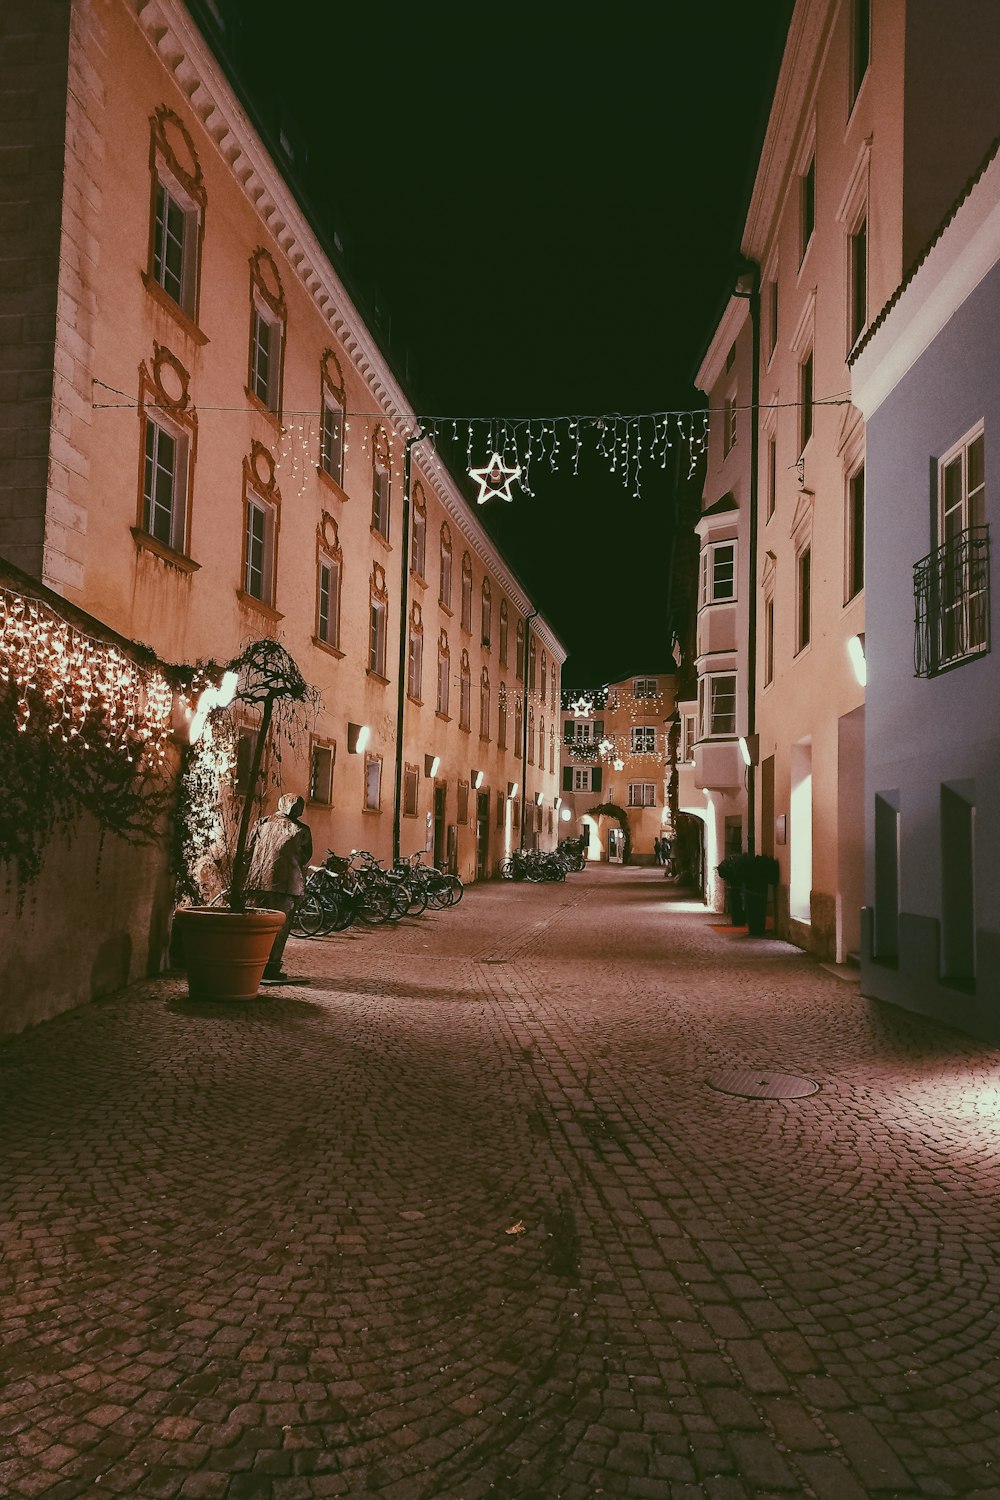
[{"xmin": 913, "ymin": 524, "xmax": 990, "ymax": 677}]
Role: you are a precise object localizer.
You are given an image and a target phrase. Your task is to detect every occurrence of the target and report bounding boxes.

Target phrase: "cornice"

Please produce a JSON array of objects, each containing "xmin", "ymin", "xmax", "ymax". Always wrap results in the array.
[
  {"xmin": 694, "ymin": 297, "xmax": 749, "ymax": 394},
  {"xmin": 130, "ymin": 0, "xmax": 566, "ymax": 663},
  {"xmin": 742, "ymin": 0, "xmax": 836, "ymax": 259}
]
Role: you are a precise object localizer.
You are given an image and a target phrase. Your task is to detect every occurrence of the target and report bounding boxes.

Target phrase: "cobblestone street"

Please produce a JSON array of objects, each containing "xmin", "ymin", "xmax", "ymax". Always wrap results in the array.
[{"xmin": 4, "ymin": 866, "xmax": 1000, "ymax": 1499}]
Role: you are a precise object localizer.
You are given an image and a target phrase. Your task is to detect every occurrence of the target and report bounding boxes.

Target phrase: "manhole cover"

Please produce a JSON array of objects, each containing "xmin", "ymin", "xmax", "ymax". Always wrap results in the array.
[{"xmin": 707, "ymin": 1069, "xmax": 819, "ymax": 1100}]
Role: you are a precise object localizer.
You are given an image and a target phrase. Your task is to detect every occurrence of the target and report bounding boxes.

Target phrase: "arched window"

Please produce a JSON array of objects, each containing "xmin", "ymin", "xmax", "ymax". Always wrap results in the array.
[
  {"xmin": 539, "ymin": 712, "xmax": 545, "ymax": 767},
  {"xmin": 540, "ymin": 650, "xmax": 547, "ymax": 700},
  {"xmin": 514, "ymin": 697, "xmax": 523, "ymax": 758},
  {"xmin": 527, "ymin": 703, "xmax": 535, "ymax": 764},
  {"xmin": 436, "ymin": 629, "xmax": 450, "ymax": 716},
  {"xmin": 439, "ymin": 524, "xmax": 452, "ymax": 608},
  {"xmin": 481, "ymin": 579, "xmax": 492, "ymax": 647},
  {"xmin": 480, "ymin": 667, "xmax": 490, "ymax": 739},
  {"xmin": 498, "ymin": 682, "xmax": 508, "ymax": 749},
  {"xmin": 459, "ymin": 650, "xmax": 472, "ymax": 730},
  {"xmin": 515, "ymin": 619, "xmax": 525, "ymax": 680},
  {"xmin": 461, "ymin": 552, "xmax": 473, "ymax": 632},
  {"xmin": 499, "ymin": 600, "xmax": 509, "ymax": 665},
  {"xmin": 407, "ymin": 602, "xmax": 423, "ymax": 701},
  {"xmin": 411, "ymin": 481, "xmax": 427, "ymax": 579},
  {"xmin": 371, "ymin": 424, "xmax": 390, "ymax": 539},
  {"xmin": 529, "ymin": 638, "xmax": 537, "ymax": 692}
]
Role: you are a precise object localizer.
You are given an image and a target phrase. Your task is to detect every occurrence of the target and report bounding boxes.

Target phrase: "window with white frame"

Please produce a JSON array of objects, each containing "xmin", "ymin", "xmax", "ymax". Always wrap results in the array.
[
  {"xmin": 698, "ymin": 672, "xmax": 737, "ymax": 739},
  {"xmin": 723, "ymin": 390, "xmax": 737, "ymax": 455},
  {"xmin": 937, "ymin": 425, "xmax": 987, "ymax": 663},
  {"xmin": 152, "ymin": 178, "xmax": 200, "ymax": 314},
  {"xmin": 309, "ymin": 741, "xmax": 335, "ymax": 805},
  {"xmin": 250, "ymin": 303, "xmax": 282, "ymax": 410},
  {"xmin": 142, "ymin": 415, "xmax": 188, "ymax": 553},
  {"xmin": 567, "ymin": 718, "xmax": 594, "ymax": 743},
  {"xmin": 631, "ymin": 725, "xmax": 656, "ymax": 754},
  {"xmin": 701, "ymin": 541, "xmax": 736, "ymax": 604},
  {"xmin": 633, "ymin": 677, "xmax": 657, "ymax": 697},
  {"xmin": 573, "ymin": 766, "xmax": 593, "ymax": 791},
  {"xmin": 317, "ymin": 553, "xmax": 341, "ymax": 648},
  {"xmin": 364, "ymin": 755, "xmax": 382, "ymax": 811},
  {"xmin": 796, "ymin": 545, "xmax": 812, "ymax": 653},
  {"xmin": 801, "ymin": 155, "xmax": 815, "ymax": 263},
  {"xmin": 940, "ymin": 427, "xmax": 985, "ymax": 543},
  {"xmin": 369, "ymin": 597, "xmax": 387, "ymax": 677},
  {"xmin": 846, "ymin": 464, "xmax": 865, "ymax": 602},
  {"xmin": 403, "ymin": 763, "xmax": 419, "ymax": 816},
  {"xmin": 320, "ymin": 391, "xmax": 344, "ymax": 487},
  {"xmin": 411, "ymin": 484, "xmax": 427, "ymax": 578},
  {"xmin": 244, "ymin": 493, "xmax": 276, "ymax": 605},
  {"xmin": 628, "ymin": 783, "xmax": 656, "ymax": 807},
  {"xmin": 407, "ymin": 611, "xmax": 423, "ymax": 700},
  {"xmin": 372, "ymin": 464, "xmax": 390, "ymax": 539},
  {"xmin": 681, "ymin": 711, "xmax": 696, "ymax": 762}
]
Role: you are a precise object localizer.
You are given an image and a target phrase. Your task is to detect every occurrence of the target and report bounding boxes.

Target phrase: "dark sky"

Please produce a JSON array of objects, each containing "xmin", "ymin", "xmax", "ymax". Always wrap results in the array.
[{"xmin": 209, "ymin": 0, "xmax": 793, "ymax": 684}]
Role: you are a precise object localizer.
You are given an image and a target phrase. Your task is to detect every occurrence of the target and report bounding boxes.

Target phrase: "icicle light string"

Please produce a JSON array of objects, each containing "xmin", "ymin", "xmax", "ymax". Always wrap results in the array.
[{"xmin": 91, "ymin": 378, "xmax": 852, "ymax": 502}]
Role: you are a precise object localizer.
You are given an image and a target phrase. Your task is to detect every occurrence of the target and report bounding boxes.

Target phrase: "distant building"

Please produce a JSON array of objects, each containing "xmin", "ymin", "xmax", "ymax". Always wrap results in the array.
[
  {"xmin": 559, "ymin": 673, "xmax": 677, "ymax": 863},
  {"xmin": 851, "ymin": 141, "xmax": 1000, "ymax": 1043}
]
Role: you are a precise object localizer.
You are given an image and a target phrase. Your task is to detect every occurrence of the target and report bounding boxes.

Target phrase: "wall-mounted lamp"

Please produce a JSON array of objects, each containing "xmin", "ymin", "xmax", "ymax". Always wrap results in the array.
[
  {"xmin": 424, "ymin": 753, "xmax": 440, "ymax": 778},
  {"xmin": 535, "ymin": 790, "xmax": 544, "ymax": 806},
  {"xmin": 847, "ymin": 632, "xmax": 867, "ymax": 687},
  {"xmin": 738, "ymin": 733, "xmax": 760, "ymax": 768},
  {"xmin": 472, "ymin": 768, "xmax": 484, "ymax": 790},
  {"xmin": 348, "ymin": 722, "xmax": 370, "ymax": 755},
  {"xmin": 507, "ymin": 781, "xmax": 518, "ymax": 800},
  {"xmin": 560, "ymin": 806, "xmax": 572, "ymax": 822},
  {"xmin": 177, "ymin": 668, "xmax": 240, "ymax": 746},
  {"xmin": 554, "ymin": 796, "xmax": 562, "ymax": 810},
  {"xmin": 613, "ymin": 758, "xmax": 624, "ymax": 771}
]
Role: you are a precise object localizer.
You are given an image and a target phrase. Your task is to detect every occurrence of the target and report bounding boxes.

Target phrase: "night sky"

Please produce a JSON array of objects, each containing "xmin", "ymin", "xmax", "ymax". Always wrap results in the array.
[{"xmin": 209, "ymin": 0, "xmax": 793, "ymax": 684}]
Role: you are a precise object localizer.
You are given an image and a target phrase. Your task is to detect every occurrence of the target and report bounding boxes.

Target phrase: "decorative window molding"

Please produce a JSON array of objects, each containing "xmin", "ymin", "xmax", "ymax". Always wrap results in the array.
[
  {"xmin": 763, "ymin": 591, "xmax": 775, "ymax": 687},
  {"xmin": 515, "ymin": 619, "xmax": 525, "ymax": 680},
  {"xmin": 436, "ymin": 628, "xmax": 450, "ymax": 717},
  {"xmin": 403, "ymin": 762, "xmax": 420, "ymax": 817},
  {"xmin": 849, "ymin": 0, "xmax": 872, "ymax": 115},
  {"xmin": 407, "ymin": 600, "xmax": 423, "ymax": 701},
  {"xmin": 411, "ymin": 481, "xmax": 427, "ymax": 580},
  {"xmin": 460, "ymin": 551, "xmax": 473, "ymax": 632},
  {"xmin": 246, "ymin": 248, "xmax": 287, "ymax": 418},
  {"xmin": 540, "ymin": 650, "xmax": 547, "ymax": 700},
  {"xmin": 514, "ymin": 697, "xmax": 523, "ymax": 758},
  {"xmin": 239, "ymin": 441, "xmax": 281, "ymax": 613},
  {"xmin": 497, "ymin": 681, "xmax": 508, "ymax": 749},
  {"xmin": 628, "ymin": 783, "xmax": 656, "ymax": 807},
  {"xmin": 499, "ymin": 599, "xmax": 509, "ymax": 665},
  {"xmin": 318, "ymin": 349, "xmax": 346, "ymax": 493},
  {"xmin": 633, "ymin": 677, "xmax": 657, "ymax": 697},
  {"xmin": 527, "ymin": 702, "xmax": 535, "ymax": 763},
  {"xmin": 144, "ymin": 105, "xmax": 206, "ymax": 329},
  {"xmin": 314, "ymin": 511, "xmax": 343, "ymax": 654},
  {"xmin": 368, "ymin": 561, "xmax": 388, "ymax": 679},
  {"xmin": 845, "ymin": 462, "xmax": 866, "ymax": 604},
  {"xmin": 796, "ymin": 119, "xmax": 817, "ymax": 268},
  {"xmin": 631, "ymin": 726, "xmax": 656, "ymax": 754},
  {"xmin": 363, "ymin": 754, "xmax": 382, "ymax": 811},
  {"xmin": 538, "ymin": 712, "xmax": 545, "ymax": 767},
  {"xmin": 134, "ymin": 345, "xmax": 198, "ymax": 568},
  {"xmin": 371, "ymin": 423, "xmax": 391, "ymax": 539},
  {"xmin": 796, "ymin": 544, "xmax": 812, "ymax": 654},
  {"xmin": 698, "ymin": 672, "xmax": 737, "ymax": 739},
  {"xmin": 723, "ymin": 388, "xmax": 738, "ymax": 455},
  {"xmin": 481, "ymin": 578, "xmax": 492, "ymax": 647},
  {"xmin": 439, "ymin": 523, "xmax": 453, "ymax": 609},
  {"xmin": 700, "ymin": 540, "xmax": 737, "ymax": 605},
  {"xmin": 480, "ymin": 666, "xmax": 490, "ymax": 740},
  {"xmin": 528, "ymin": 638, "xmax": 537, "ymax": 692},
  {"xmin": 459, "ymin": 649, "xmax": 472, "ymax": 731}
]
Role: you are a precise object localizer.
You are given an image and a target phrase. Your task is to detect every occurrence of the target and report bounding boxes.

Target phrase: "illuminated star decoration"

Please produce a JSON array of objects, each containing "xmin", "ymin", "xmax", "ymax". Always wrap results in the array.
[
  {"xmin": 469, "ymin": 452, "xmax": 522, "ymax": 505},
  {"xmin": 569, "ymin": 694, "xmax": 594, "ymax": 719}
]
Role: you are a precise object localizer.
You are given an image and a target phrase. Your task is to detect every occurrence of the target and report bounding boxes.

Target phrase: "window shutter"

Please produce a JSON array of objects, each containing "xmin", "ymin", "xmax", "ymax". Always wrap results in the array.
[
  {"xmin": 592, "ymin": 766, "xmax": 603, "ymax": 793},
  {"xmin": 594, "ymin": 719, "xmax": 605, "ymax": 739},
  {"xmin": 562, "ymin": 765, "xmax": 573, "ymax": 791}
]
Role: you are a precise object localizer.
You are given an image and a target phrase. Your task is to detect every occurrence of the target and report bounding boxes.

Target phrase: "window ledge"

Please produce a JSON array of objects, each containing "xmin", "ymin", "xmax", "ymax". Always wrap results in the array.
[
  {"xmin": 243, "ymin": 386, "xmax": 282, "ymax": 428},
  {"xmin": 435, "ymin": 711, "xmax": 451, "ymax": 723},
  {"xmin": 307, "ymin": 798, "xmax": 334, "ymax": 809},
  {"xmin": 367, "ymin": 670, "xmax": 390, "ymax": 685},
  {"xmin": 139, "ymin": 272, "xmax": 209, "ymax": 345},
  {"xmin": 131, "ymin": 527, "xmax": 201, "ymax": 573},
  {"xmin": 370, "ymin": 527, "xmax": 393, "ymax": 551},
  {"xmin": 410, "ymin": 570, "xmax": 427, "ymax": 587},
  {"xmin": 439, "ymin": 602, "xmax": 453, "ymax": 617},
  {"xmin": 236, "ymin": 588, "xmax": 283, "ymax": 622},
  {"xmin": 317, "ymin": 467, "xmax": 349, "ymax": 501},
  {"xmin": 362, "ymin": 805, "xmax": 382, "ymax": 814},
  {"xmin": 407, "ymin": 694, "xmax": 424, "ymax": 706},
  {"xmin": 459, "ymin": 724, "xmax": 471, "ymax": 734},
  {"xmin": 311, "ymin": 636, "xmax": 345, "ymax": 659}
]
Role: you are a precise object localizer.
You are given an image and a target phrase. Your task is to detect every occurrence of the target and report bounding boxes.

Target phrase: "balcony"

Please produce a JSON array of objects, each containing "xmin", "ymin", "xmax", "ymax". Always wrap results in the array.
[{"xmin": 913, "ymin": 525, "xmax": 990, "ymax": 677}]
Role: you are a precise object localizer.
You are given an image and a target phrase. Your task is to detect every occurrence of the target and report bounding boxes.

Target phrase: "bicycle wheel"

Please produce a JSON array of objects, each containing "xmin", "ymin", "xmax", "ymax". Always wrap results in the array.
[
  {"xmin": 499, "ymin": 858, "xmax": 515, "ymax": 880},
  {"xmin": 293, "ymin": 893, "xmax": 326, "ymax": 936},
  {"xmin": 442, "ymin": 875, "xmax": 464, "ymax": 905}
]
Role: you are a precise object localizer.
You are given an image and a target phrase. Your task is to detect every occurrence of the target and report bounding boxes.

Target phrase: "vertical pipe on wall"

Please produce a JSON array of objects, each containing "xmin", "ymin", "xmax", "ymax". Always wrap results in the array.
[
  {"xmin": 392, "ymin": 426, "xmax": 424, "ymax": 866},
  {"xmin": 735, "ymin": 260, "xmax": 761, "ymax": 855},
  {"xmin": 519, "ymin": 609, "xmax": 538, "ymax": 850}
]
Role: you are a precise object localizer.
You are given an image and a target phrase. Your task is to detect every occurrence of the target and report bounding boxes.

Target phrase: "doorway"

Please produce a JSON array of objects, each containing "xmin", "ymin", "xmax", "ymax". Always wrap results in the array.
[
  {"xmin": 476, "ymin": 791, "xmax": 490, "ymax": 880},
  {"xmin": 433, "ymin": 784, "xmax": 447, "ymax": 869},
  {"xmin": 789, "ymin": 739, "xmax": 812, "ymax": 924}
]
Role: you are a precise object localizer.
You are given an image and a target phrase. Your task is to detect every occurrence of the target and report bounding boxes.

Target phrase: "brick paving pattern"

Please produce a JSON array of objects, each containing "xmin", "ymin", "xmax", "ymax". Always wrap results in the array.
[{"xmin": 3, "ymin": 866, "xmax": 1000, "ymax": 1498}]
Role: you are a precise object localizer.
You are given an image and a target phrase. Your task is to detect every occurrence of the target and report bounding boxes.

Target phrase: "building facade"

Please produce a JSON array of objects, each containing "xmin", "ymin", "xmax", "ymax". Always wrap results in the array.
[
  {"xmin": 0, "ymin": 0, "xmax": 564, "ymax": 898},
  {"xmin": 851, "ymin": 142, "xmax": 1000, "ymax": 1043},
  {"xmin": 560, "ymin": 673, "xmax": 676, "ymax": 863}
]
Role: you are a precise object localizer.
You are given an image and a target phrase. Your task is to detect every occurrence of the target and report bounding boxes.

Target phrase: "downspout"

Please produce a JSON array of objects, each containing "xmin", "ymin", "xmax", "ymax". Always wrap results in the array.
[
  {"xmin": 519, "ymin": 608, "xmax": 539, "ymax": 851},
  {"xmin": 392, "ymin": 424, "xmax": 425, "ymax": 866},
  {"xmin": 734, "ymin": 260, "xmax": 761, "ymax": 856}
]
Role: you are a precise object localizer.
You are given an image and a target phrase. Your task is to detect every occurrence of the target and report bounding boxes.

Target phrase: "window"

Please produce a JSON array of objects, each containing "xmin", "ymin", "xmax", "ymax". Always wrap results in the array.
[
  {"xmin": 725, "ymin": 341, "xmax": 736, "ymax": 372},
  {"xmin": 766, "ymin": 433, "xmax": 777, "ymax": 520},
  {"xmin": 801, "ymin": 156, "xmax": 816, "ymax": 262},
  {"xmin": 499, "ymin": 600, "xmax": 509, "ymax": 665},
  {"xmin": 631, "ymin": 726, "xmax": 656, "ymax": 754},
  {"xmin": 146, "ymin": 107, "xmax": 204, "ymax": 320},
  {"xmin": 461, "ymin": 553, "xmax": 473, "ymax": 632},
  {"xmin": 250, "ymin": 305, "xmax": 282, "ymax": 410},
  {"xmin": 764, "ymin": 595, "xmax": 775, "ymax": 686},
  {"xmin": 459, "ymin": 652, "xmax": 471, "ymax": 730},
  {"xmin": 310, "ymin": 741, "xmax": 335, "ymax": 805},
  {"xmin": 540, "ymin": 651, "xmax": 547, "ymax": 700},
  {"xmin": 364, "ymin": 756, "xmax": 382, "ymax": 811},
  {"xmin": 849, "ymin": 215, "xmax": 867, "ymax": 350},
  {"xmin": 436, "ymin": 631, "xmax": 450, "ymax": 716},
  {"xmin": 680, "ymin": 711, "xmax": 696, "ymax": 762},
  {"xmin": 369, "ymin": 563, "xmax": 388, "ymax": 678},
  {"xmin": 628, "ymin": 783, "xmax": 656, "ymax": 807},
  {"xmin": 372, "ymin": 427, "xmax": 391, "ymax": 539},
  {"xmin": 800, "ymin": 351, "xmax": 814, "ymax": 452},
  {"xmin": 797, "ymin": 546, "xmax": 812, "ymax": 652},
  {"xmin": 567, "ymin": 718, "xmax": 593, "ymax": 743},
  {"xmin": 407, "ymin": 605, "xmax": 423, "ymax": 700},
  {"xmin": 527, "ymin": 705, "xmax": 534, "ymax": 763},
  {"xmin": 702, "ymin": 542, "xmax": 736, "ymax": 605},
  {"xmin": 846, "ymin": 464, "xmax": 865, "ymax": 601},
  {"xmin": 403, "ymin": 763, "xmax": 419, "ymax": 817},
  {"xmin": 439, "ymin": 524, "xmax": 453, "ymax": 608},
  {"xmin": 319, "ymin": 350, "xmax": 345, "ymax": 488},
  {"xmin": 235, "ymin": 725, "xmax": 259, "ymax": 795},
  {"xmin": 538, "ymin": 713, "xmax": 545, "ymax": 766},
  {"xmin": 496, "ymin": 788, "xmax": 505, "ymax": 829},
  {"xmin": 850, "ymin": 0, "xmax": 871, "ymax": 107},
  {"xmin": 142, "ymin": 416, "xmax": 188, "ymax": 553},
  {"xmin": 244, "ymin": 493, "xmax": 276, "ymax": 605},
  {"xmin": 411, "ymin": 483, "xmax": 427, "ymax": 578},
  {"xmin": 498, "ymin": 684, "xmax": 508, "ymax": 749},
  {"xmin": 924, "ymin": 426, "xmax": 988, "ymax": 670},
  {"xmin": 941, "ymin": 429, "xmax": 986, "ymax": 542},
  {"xmin": 766, "ymin": 278, "xmax": 778, "ymax": 360},
  {"xmin": 633, "ymin": 678, "xmax": 657, "ymax": 697},
  {"xmin": 529, "ymin": 639, "xmax": 537, "ymax": 691},
  {"xmin": 698, "ymin": 673, "xmax": 737, "ymax": 739},
  {"xmin": 481, "ymin": 580, "xmax": 491, "ymax": 646},
  {"xmin": 456, "ymin": 781, "xmax": 469, "ymax": 824},
  {"xmin": 573, "ymin": 766, "xmax": 593, "ymax": 792},
  {"xmin": 514, "ymin": 698, "xmax": 523, "ymax": 757},
  {"xmin": 480, "ymin": 668, "xmax": 490, "ymax": 739},
  {"xmin": 317, "ymin": 552, "xmax": 341, "ymax": 649},
  {"xmin": 723, "ymin": 391, "xmax": 737, "ymax": 455},
  {"xmin": 516, "ymin": 620, "xmax": 525, "ymax": 680},
  {"xmin": 549, "ymin": 727, "xmax": 555, "ymax": 774}
]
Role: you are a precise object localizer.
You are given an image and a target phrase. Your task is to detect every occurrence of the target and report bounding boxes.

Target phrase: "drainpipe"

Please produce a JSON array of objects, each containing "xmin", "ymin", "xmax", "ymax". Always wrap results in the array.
[
  {"xmin": 734, "ymin": 260, "xmax": 761, "ymax": 856},
  {"xmin": 519, "ymin": 608, "xmax": 539, "ymax": 851},
  {"xmin": 392, "ymin": 423, "xmax": 425, "ymax": 866}
]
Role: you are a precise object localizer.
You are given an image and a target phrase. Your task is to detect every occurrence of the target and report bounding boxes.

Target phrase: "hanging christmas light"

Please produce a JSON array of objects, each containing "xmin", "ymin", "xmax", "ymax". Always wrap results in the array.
[{"xmin": 469, "ymin": 451, "xmax": 522, "ymax": 505}]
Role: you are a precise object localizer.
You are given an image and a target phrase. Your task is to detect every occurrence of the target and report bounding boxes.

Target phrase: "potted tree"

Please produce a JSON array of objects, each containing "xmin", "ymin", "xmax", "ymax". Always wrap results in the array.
[
  {"xmin": 743, "ymin": 853, "xmax": 780, "ymax": 937},
  {"xmin": 716, "ymin": 851, "xmax": 751, "ymax": 925},
  {"xmin": 172, "ymin": 639, "xmax": 317, "ymax": 1000}
]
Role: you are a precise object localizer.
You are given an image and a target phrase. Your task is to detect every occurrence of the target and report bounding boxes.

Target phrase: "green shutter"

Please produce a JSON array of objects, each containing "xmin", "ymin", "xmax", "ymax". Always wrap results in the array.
[
  {"xmin": 592, "ymin": 766, "xmax": 603, "ymax": 793},
  {"xmin": 562, "ymin": 765, "xmax": 573, "ymax": 791}
]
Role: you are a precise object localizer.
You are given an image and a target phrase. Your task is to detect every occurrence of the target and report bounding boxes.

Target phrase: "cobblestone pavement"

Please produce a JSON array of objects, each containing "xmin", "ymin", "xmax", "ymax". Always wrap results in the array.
[{"xmin": 4, "ymin": 867, "xmax": 1000, "ymax": 1499}]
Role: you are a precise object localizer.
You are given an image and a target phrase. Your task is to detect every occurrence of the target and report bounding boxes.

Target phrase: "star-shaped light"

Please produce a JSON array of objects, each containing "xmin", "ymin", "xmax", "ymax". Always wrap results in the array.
[
  {"xmin": 569, "ymin": 694, "xmax": 594, "ymax": 719},
  {"xmin": 598, "ymin": 738, "xmax": 614, "ymax": 757},
  {"xmin": 470, "ymin": 452, "xmax": 521, "ymax": 505}
]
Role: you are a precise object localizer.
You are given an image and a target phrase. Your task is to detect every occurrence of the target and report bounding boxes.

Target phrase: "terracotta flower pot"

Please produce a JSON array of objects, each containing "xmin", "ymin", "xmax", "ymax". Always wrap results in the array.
[{"xmin": 173, "ymin": 907, "xmax": 286, "ymax": 1001}]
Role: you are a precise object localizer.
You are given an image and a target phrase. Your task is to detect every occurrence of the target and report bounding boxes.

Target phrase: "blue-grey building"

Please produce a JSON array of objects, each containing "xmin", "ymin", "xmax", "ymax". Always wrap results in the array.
[{"xmin": 851, "ymin": 140, "xmax": 1000, "ymax": 1044}]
